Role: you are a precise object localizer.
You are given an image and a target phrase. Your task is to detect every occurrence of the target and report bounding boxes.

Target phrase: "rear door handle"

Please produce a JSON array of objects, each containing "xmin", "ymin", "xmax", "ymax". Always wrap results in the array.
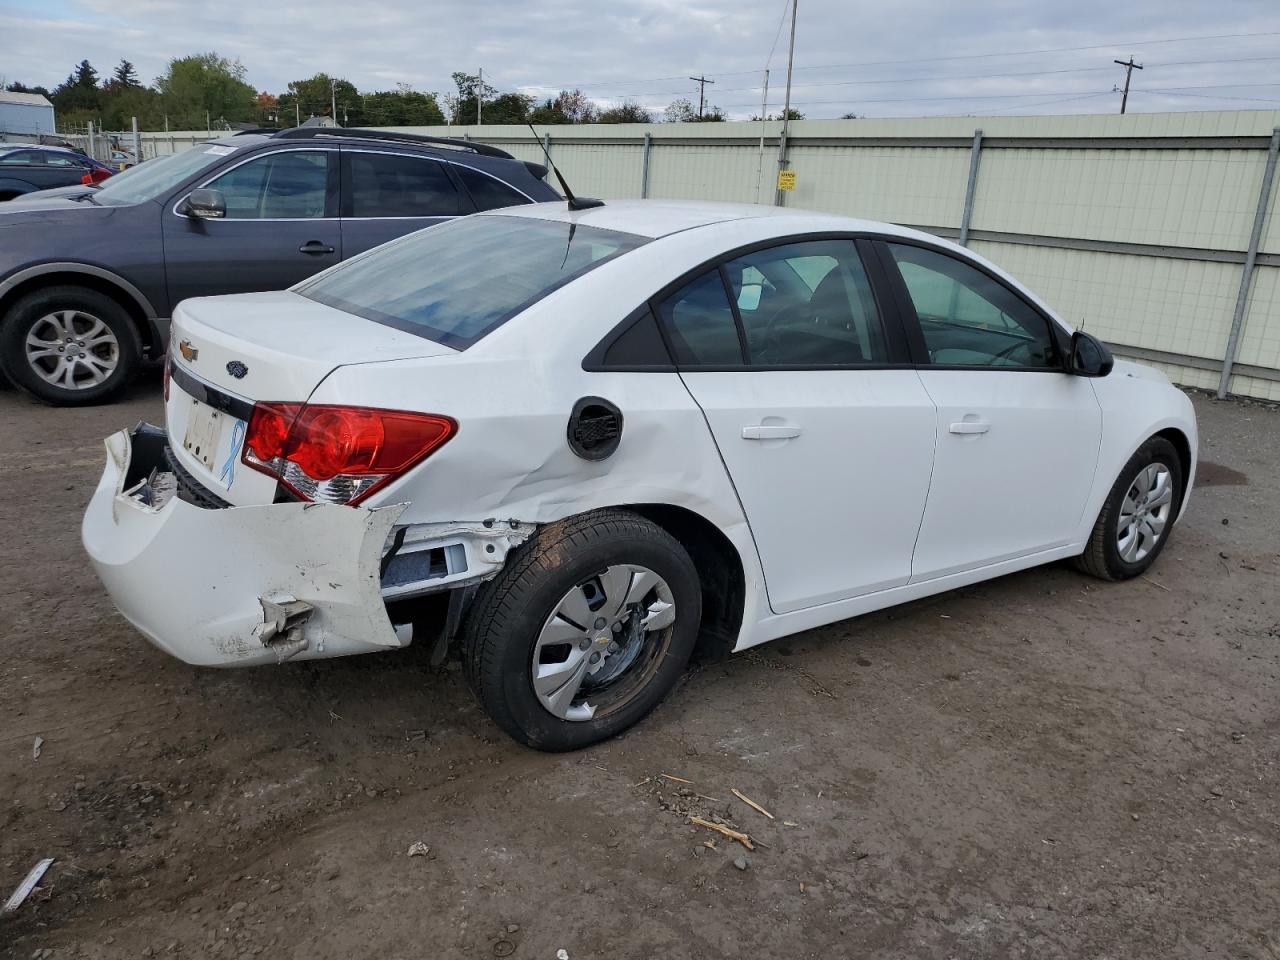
[
  {"xmin": 299, "ymin": 241, "xmax": 335, "ymax": 255},
  {"xmin": 949, "ymin": 420, "xmax": 991, "ymax": 435},
  {"xmin": 742, "ymin": 424, "xmax": 802, "ymax": 440}
]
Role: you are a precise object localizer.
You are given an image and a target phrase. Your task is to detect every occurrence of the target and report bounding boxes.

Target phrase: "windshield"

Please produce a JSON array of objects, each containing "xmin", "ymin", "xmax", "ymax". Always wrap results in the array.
[
  {"xmin": 93, "ymin": 144, "xmax": 239, "ymax": 205},
  {"xmin": 298, "ymin": 215, "xmax": 648, "ymax": 348}
]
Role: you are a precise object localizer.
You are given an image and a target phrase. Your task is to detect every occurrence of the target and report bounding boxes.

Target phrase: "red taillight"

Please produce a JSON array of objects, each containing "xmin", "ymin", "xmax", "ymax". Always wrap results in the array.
[
  {"xmin": 81, "ymin": 167, "xmax": 111, "ymax": 185},
  {"xmin": 241, "ymin": 403, "xmax": 456, "ymax": 505}
]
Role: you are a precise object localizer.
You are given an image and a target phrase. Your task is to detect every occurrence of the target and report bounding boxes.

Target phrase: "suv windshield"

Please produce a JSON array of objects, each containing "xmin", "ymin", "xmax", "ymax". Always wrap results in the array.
[
  {"xmin": 298, "ymin": 215, "xmax": 648, "ymax": 348},
  {"xmin": 93, "ymin": 143, "xmax": 241, "ymax": 205}
]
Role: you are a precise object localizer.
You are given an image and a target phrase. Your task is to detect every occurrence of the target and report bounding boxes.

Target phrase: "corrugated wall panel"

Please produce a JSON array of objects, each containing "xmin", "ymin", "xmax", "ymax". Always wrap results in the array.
[
  {"xmin": 974, "ymin": 148, "xmax": 1268, "ymax": 250},
  {"xmin": 784, "ymin": 146, "xmax": 970, "ymax": 227},
  {"xmin": 969, "ymin": 241, "xmax": 1241, "ymax": 361}
]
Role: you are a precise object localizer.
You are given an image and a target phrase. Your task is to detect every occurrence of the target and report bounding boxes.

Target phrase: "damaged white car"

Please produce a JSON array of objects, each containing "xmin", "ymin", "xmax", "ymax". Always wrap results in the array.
[{"xmin": 82, "ymin": 200, "xmax": 1198, "ymax": 750}]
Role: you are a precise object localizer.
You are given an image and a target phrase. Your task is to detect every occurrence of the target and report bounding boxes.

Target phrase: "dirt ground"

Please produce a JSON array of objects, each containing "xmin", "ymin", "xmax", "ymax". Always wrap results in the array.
[{"xmin": 1, "ymin": 372, "xmax": 1277, "ymax": 960}]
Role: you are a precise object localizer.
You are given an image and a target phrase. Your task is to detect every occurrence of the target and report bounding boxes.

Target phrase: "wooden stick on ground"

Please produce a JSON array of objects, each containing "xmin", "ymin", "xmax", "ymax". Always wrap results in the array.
[
  {"xmin": 731, "ymin": 788, "xmax": 775, "ymax": 820},
  {"xmin": 690, "ymin": 816, "xmax": 754, "ymax": 850}
]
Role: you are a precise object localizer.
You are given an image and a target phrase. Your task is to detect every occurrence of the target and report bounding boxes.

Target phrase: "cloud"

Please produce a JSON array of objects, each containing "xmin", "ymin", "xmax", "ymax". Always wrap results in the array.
[{"xmin": 2, "ymin": 0, "xmax": 1279, "ymax": 119}]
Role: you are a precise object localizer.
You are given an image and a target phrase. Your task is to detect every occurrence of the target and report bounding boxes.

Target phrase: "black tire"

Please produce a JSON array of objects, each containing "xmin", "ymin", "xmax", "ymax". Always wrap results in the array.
[
  {"xmin": 0, "ymin": 285, "xmax": 141, "ymax": 406},
  {"xmin": 462, "ymin": 509, "xmax": 702, "ymax": 751},
  {"xmin": 1075, "ymin": 436, "xmax": 1183, "ymax": 581}
]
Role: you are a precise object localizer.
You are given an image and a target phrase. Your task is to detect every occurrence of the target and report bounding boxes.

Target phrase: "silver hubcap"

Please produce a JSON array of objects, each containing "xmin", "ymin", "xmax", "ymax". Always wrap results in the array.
[
  {"xmin": 25, "ymin": 309, "xmax": 119, "ymax": 390},
  {"xmin": 1117, "ymin": 463, "xmax": 1173, "ymax": 563},
  {"xmin": 532, "ymin": 564, "xmax": 676, "ymax": 722}
]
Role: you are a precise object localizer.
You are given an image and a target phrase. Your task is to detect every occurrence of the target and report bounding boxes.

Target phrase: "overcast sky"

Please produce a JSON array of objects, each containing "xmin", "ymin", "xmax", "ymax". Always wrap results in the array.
[{"xmin": 2, "ymin": 0, "xmax": 1279, "ymax": 120}]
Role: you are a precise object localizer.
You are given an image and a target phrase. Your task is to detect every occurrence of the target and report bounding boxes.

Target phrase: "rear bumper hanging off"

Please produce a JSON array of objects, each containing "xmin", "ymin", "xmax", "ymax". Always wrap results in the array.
[{"xmin": 82, "ymin": 424, "xmax": 409, "ymax": 667}]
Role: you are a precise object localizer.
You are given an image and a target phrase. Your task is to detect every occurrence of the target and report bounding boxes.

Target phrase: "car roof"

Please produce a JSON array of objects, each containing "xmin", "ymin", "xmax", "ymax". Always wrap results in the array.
[{"xmin": 485, "ymin": 198, "xmax": 929, "ymax": 242}]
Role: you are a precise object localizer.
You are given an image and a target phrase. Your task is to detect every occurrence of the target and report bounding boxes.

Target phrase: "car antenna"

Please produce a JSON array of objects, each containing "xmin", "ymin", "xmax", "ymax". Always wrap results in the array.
[{"xmin": 527, "ymin": 124, "xmax": 605, "ymax": 211}]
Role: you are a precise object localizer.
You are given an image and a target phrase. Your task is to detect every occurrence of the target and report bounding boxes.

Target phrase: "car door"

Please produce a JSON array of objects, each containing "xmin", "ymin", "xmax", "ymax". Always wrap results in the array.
[
  {"xmin": 162, "ymin": 148, "xmax": 341, "ymax": 308},
  {"xmin": 875, "ymin": 240, "xmax": 1102, "ymax": 581},
  {"xmin": 657, "ymin": 237, "xmax": 937, "ymax": 615},
  {"xmin": 339, "ymin": 149, "xmax": 470, "ymax": 257}
]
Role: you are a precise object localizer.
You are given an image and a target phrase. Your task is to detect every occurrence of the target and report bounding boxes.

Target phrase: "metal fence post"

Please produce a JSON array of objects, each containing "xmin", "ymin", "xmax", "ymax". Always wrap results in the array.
[
  {"xmin": 640, "ymin": 131, "xmax": 652, "ymax": 198},
  {"xmin": 1218, "ymin": 126, "xmax": 1280, "ymax": 398},
  {"xmin": 86, "ymin": 120, "xmax": 95, "ymax": 161},
  {"xmin": 958, "ymin": 129, "xmax": 984, "ymax": 246},
  {"xmin": 131, "ymin": 117, "xmax": 141, "ymax": 163}
]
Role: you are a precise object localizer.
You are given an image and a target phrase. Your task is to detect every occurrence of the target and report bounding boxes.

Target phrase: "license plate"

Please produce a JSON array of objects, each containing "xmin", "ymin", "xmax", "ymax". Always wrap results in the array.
[{"xmin": 182, "ymin": 401, "xmax": 224, "ymax": 470}]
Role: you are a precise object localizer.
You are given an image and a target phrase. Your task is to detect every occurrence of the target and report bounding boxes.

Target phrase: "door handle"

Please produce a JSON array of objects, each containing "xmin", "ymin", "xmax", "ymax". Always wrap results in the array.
[
  {"xmin": 949, "ymin": 420, "xmax": 991, "ymax": 435},
  {"xmin": 742, "ymin": 424, "xmax": 802, "ymax": 440},
  {"xmin": 298, "ymin": 241, "xmax": 335, "ymax": 255}
]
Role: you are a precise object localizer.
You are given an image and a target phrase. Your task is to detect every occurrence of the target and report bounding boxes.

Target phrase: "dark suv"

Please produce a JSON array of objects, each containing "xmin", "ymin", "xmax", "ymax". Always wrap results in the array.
[{"xmin": 0, "ymin": 128, "xmax": 558, "ymax": 404}]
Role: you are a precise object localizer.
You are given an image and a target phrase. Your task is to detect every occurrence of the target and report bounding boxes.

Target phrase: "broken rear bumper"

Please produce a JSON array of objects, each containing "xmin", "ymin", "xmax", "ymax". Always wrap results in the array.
[{"xmin": 81, "ymin": 425, "xmax": 409, "ymax": 667}]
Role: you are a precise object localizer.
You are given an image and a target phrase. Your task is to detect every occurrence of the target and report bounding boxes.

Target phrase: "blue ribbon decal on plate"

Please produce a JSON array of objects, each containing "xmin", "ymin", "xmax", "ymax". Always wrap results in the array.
[{"xmin": 220, "ymin": 419, "xmax": 247, "ymax": 487}]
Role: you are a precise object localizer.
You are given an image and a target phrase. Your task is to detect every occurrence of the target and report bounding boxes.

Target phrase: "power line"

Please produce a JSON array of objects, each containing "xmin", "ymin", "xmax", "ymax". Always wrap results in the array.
[{"xmin": 528, "ymin": 29, "xmax": 1280, "ymax": 91}]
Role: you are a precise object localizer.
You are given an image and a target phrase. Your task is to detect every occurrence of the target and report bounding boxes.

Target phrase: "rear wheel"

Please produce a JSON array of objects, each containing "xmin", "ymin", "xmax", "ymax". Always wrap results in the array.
[
  {"xmin": 1075, "ymin": 437, "xmax": 1183, "ymax": 581},
  {"xmin": 0, "ymin": 285, "xmax": 140, "ymax": 405},
  {"xmin": 462, "ymin": 509, "xmax": 701, "ymax": 751}
]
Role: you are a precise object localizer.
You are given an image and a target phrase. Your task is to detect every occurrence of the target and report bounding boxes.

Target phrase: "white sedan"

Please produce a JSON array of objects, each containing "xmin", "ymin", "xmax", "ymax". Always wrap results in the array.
[{"xmin": 82, "ymin": 200, "xmax": 1197, "ymax": 750}]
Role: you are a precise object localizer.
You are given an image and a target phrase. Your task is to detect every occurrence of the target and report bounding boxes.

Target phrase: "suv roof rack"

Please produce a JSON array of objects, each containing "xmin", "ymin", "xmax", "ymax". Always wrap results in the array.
[{"xmin": 271, "ymin": 127, "xmax": 515, "ymax": 160}]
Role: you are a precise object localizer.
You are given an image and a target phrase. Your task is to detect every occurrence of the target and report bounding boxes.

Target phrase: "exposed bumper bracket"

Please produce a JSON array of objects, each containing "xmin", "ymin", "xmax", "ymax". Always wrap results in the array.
[{"xmin": 255, "ymin": 594, "xmax": 315, "ymax": 663}]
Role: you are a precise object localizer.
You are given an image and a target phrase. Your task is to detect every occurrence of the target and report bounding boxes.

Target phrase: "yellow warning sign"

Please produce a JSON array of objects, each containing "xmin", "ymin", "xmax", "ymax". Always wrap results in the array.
[{"xmin": 777, "ymin": 170, "xmax": 797, "ymax": 191}]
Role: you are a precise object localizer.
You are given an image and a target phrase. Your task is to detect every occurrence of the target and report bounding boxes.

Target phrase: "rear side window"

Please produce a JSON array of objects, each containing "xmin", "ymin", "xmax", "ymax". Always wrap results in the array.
[
  {"xmin": 298, "ymin": 215, "xmax": 647, "ymax": 348},
  {"xmin": 724, "ymin": 239, "xmax": 888, "ymax": 366},
  {"xmin": 0, "ymin": 150, "xmax": 40, "ymax": 165},
  {"xmin": 656, "ymin": 271, "xmax": 744, "ymax": 366},
  {"xmin": 346, "ymin": 152, "xmax": 461, "ymax": 218},
  {"xmin": 455, "ymin": 165, "xmax": 531, "ymax": 211}
]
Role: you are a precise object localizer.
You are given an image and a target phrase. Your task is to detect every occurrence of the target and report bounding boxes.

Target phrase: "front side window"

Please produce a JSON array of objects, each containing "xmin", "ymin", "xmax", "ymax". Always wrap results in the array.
[
  {"xmin": 207, "ymin": 150, "xmax": 329, "ymax": 219},
  {"xmin": 887, "ymin": 243, "xmax": 1056, "ymax": 368},
  {"xmin": 724, "ymin": 240, "xmax": 888, "ymax": 366},
  {"xmin": 346, "ymin": 152, "xmax": 460, "ymax": 218},
  {"xmin": 298, "ymin": 215, "xmax": 647, "ymax": 348}
]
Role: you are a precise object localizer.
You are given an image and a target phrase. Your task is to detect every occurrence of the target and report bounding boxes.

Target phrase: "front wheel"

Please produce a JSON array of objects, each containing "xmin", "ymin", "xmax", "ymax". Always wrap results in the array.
[
  {"xmin": 1075, "ymin": 436, "xmax": 1183, "ymax": 581},
  {"xmin": 0, "ymin": 285, "xmax": 141, "ymax": 406},
  {"xmin": 462, "ymin": 510, "xmax": 701, "ymax": 751}
]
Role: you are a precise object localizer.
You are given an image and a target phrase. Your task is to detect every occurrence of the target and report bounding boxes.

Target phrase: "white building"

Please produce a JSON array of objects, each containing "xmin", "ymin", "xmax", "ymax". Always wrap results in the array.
[{"xmin": 0, "ymin": 91, "xmax": 56, "ymax": 136}]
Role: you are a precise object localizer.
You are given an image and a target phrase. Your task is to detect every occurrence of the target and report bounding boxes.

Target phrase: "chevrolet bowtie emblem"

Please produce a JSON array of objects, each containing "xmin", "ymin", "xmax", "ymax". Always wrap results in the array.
[{"xmin": 178, "ymin": 339, "xmax": 198, "ymax": 363}]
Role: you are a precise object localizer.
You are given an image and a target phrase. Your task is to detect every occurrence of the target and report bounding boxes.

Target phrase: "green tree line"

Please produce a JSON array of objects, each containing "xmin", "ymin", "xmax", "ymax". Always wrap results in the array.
[{"xmin": 5, "ymin": 55, "xmax": 802, "ymax": 132}]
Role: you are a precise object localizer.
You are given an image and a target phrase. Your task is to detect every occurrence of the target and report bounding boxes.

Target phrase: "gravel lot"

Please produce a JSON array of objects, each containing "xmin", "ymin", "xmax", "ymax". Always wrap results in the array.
[{"xmin": 1, "ymin": 374, "xmax": 1277, "ymax": 960}]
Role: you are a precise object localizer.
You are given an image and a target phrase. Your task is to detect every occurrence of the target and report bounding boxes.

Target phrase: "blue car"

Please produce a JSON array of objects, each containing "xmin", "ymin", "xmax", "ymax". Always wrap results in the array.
[
  {"xmin": 0, "ymin": 128, "xmax": 558, "ymax": 404},
  {"xmin": 0, "ymin": 144, "xmax": 114, "ymax": 199}
]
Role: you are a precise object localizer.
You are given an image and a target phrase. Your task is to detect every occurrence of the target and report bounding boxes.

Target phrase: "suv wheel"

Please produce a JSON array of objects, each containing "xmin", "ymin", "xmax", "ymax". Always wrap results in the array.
[
  {"xmin": 462, "ymin": 509, "xmax": 701, "ymax": 751},
  {"xmin": 0, "ymin": 285, "xmax": 141, "ymax": 405},
  {"xmin": 1075, "ymin": 437, "xmax": 1183, "ymax": 581}
]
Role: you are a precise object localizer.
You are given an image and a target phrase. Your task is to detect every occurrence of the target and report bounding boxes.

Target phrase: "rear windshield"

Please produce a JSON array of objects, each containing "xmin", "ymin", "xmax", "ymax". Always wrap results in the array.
[{"xmin": 297, "ymin": 215, "xmax": 648, "ymax": 348}]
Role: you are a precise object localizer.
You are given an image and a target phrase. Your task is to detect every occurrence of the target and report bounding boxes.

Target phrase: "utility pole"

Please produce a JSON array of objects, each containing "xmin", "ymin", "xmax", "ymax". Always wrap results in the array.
[
  {"xmin": 330, "ymin": 78, "xmax": 337, "ymax": 124},
  {"xmin": 689, "ymin": 74, "xmax": 715, "ymax": 118},
  {"xmin": 775, "ymin": 0, "xmax": 798, "ymax": 205},
  {"xmin": 1114, "ymin": 56, "xmax": 1143, "ymax": 114},
  {"xmin": 477, "ymin": 67, "xmax": 483, "ymax": 126}
]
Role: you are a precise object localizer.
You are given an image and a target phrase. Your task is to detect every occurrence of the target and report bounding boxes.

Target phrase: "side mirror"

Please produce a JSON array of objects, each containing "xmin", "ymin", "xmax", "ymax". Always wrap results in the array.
[
  {"xmin": 1070, "ymin": 330, "xmax": 1113, "ymax": 378},
  {"xmin": 177, "ymin": 188, "xmax": 226, "ymax": 220}
]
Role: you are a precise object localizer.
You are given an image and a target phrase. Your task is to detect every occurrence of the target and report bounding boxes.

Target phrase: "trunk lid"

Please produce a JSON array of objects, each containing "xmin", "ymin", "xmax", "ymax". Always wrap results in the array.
[{"xmin": 165, "ymin": 290, "xmax": 456, "ymax": 507}]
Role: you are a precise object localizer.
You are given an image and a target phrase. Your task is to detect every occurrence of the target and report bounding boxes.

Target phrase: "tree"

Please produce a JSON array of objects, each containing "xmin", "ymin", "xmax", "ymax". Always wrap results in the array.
[
  {"xmin": 529, "ymin": 89, "xmax": 598, "ymax": 125},
  {"xmin": 4, "ymin": 81, "xmax": 51, "ymax": 96},
  {"xmin": 155, "ymin": 53, "xmax": 256, "ymax": 129},
  {"xmin": 360, "ymin": 89, "xmax": 446, "ymax": 126},
  {"xmin": 447, "ymin": 71, "xmax": 496, "ymax": 124},
  {"xmin": 51, "ymin": 60, "xmax": 101, "ymax": 116},
  {"xmin": 598, "ymin": 101, "xmax": 653, "ymax": 123},
  {"xmin": 112, "ymin": 60, "xmax": 140, "ymax": 88},
  {"xmin": 277, "ymin": 73, "xmax": 360, "ymax": 126},
  {"xmin": 840, "ymin": 112, "xmax": 862, "ymax": 119},
  {"xmin": 664, "ymin": 97, "xmax": 725, "ymax": 122},
  {"xmin": 255, "ymin": 92, "xmax": 279, "ymax": 127},
  {"xmin": 750, "ymin": 108, "xmax": 806, "ymax": 121}
]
